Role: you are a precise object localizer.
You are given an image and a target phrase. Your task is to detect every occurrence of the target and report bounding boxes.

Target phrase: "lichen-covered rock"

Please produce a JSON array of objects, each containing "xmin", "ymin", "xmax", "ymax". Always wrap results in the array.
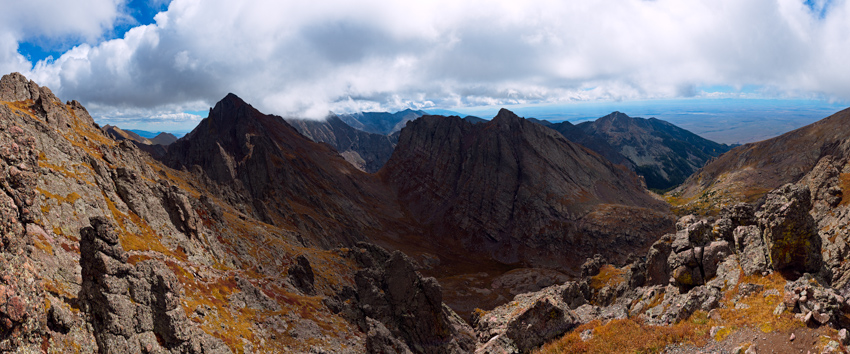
[
  {"xmin": 473, "ymin": 283, "xmax": 580, "ymax": 353},
  {"xmin": 333, "ymin": 243, "xmax": 475, "ymax": 354},
  {"xmin": 733, "ymin": 225, "xmax": 769, "ymax": 276},
  {"xmin": 665, "ymin": 219, "xmax": 732, "ymax": 288},
  {"xmin": 757, "ymin": 184, "xmax": 822, "ymax": 273},
  {"xmin": 80, "ymin": 217, "xmax": 231, "ymax": 354}
]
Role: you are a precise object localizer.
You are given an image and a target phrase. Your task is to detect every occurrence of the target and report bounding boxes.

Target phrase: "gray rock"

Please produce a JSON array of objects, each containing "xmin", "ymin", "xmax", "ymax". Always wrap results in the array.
[
  {"xmin": 757, "ymin": 184, "xmax": 822, "ymax": 273},
  {"xmin": 80, "ymin": 217, "xmax": 231, "ymax": 354},
  {"xmin": 366, "ymin": 318, "xmax": 413, "ymax": 354},
  {"xmin": 474, "ymin": 284, "xmax": 579, "ymax": 353},
  {"xmin": 732, "ymin": 225, "xmax": 769, "ymax": 276},
  {"xmin": 645, "ymin": 234, "xmax": 674, "ymax": 286},
  {"xmin": 288, "ymin": 255, "xmax": 316, "ymax": 296}
]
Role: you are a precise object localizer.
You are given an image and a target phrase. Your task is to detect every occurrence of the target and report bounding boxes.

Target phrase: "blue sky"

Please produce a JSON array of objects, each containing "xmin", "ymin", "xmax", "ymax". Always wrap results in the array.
[{"xmin": 3, "ymin": 0, "xmax": 850, "ymax": 136}]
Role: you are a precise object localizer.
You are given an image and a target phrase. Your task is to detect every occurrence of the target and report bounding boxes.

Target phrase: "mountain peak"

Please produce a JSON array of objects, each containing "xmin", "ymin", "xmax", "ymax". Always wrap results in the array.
[
  {"xmin": 491, "ymin": 108, "xmax": 522, "ymax": 125},
  {"xmin": 208, "ymin": 93, "xmax": 255, "ymax": 126},
  {"xmin": 0, "ymin": 72, "xmax": 57, "ymax": 103},
  {"xmin": 599, "ymin": 111, "xmax": 632, "ymax": 123}
]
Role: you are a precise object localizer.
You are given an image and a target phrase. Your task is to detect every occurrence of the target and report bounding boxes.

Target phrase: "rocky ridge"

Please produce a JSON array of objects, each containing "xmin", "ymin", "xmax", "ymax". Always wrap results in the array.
[
  {"xmin": 670, "ymin": 107, "xmax": 850, "ymax": 214},
  {"xmin": 547, "ymin": 111, "xmax": 732, "ymax": 191},
  {"xmin": 286, "ymin": 114, "xmax": 396, "ymax": 173},
  {"xmin": 474, "ymin": 177, "xmax": 850, "ymax": 353},
  {"xmin": 383, "ymin": 109, "xmax": 674, "ymax": 270}
]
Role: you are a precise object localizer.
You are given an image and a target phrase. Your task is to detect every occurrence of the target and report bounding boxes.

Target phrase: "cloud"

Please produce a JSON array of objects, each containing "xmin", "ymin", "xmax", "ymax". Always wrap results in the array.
[
  {"xmin": 5, "ymin": 0, "xmax": 850, "ymax": 122},
  {"xmin": 0, "ymin": 0, "xmax": 125, "ymax": 86}
]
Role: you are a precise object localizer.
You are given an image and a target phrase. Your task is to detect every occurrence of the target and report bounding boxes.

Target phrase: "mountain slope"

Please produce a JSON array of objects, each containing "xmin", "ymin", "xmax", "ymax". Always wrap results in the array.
[
  {"xmin": 670, "ymin": 107, "xmax": 850, "ymax": 214},
  {"xmin": 548, "ymin": 112, "xmax": 732, "ymax": 191},
  {"xmin": 103, "ymin": 124, "xmax": 153, "ymax": 144},
  {"xmin": 163, "ymin": 93, "xmax": 411, "ymax": 248},
  {"xmin": 286, "ymin": 114, "xmax": 396, "ymax": 173},
  {"xmin": 150, "ymin": 132, "xmax": 178, "ymax": 145},
  {"xmin": 338, "ymin": 108, "xmax": 426, "ymax": 135},
  {"xmin": 382, "ymin": 109, "xmax": 674, "ymax": 270}
]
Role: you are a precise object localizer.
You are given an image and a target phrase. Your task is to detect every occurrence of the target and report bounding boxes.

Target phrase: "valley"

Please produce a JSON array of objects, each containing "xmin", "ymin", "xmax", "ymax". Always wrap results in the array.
[{"xmin": 3, "ymin": 72, "xmax": 850, "ymax": 354}]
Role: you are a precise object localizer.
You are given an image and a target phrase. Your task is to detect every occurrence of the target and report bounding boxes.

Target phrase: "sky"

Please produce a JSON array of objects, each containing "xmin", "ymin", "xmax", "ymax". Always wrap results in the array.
[{"xmin": 2, "ymin": 0, "xmax": 850, "ymax": 135}]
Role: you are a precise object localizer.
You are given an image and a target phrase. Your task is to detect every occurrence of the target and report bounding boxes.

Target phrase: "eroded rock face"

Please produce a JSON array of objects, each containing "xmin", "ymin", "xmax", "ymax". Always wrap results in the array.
[
  {"xmin": 757, "ymin": 184, "xmax": 822, "ymax": 274},
  {"xmin": 80, "ymin": 217, "xmax": 230, "ymax": 354},
  {"xmin": 473, "ymin": 283, "xmax": 581, "ymax": 354},
  {"xmin": 733, "ymin": 225, "xmax": 769, "ymax": 276},
  {"xmin": 327, "ymin": 243, "xmax": 475, "ymax": 354},
  {"xmin": 384, "ymin": 110, "xmax": 673, "ymax": 270},
  {"xmin": 0, "ymin": 104, "xmax": 47, "ymax": 351}
]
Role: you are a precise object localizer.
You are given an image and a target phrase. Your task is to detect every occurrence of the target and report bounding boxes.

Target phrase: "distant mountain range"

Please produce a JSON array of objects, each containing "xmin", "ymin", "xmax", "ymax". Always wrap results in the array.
[
  {"xmin": 544, "ymin": 112, "xmax": 733, "ymax": 191},
  {"xmin": 337, "ymin": 108, "xmax": 427, "ymax": 135},
  {"xmin": 285, "ymin": 114, "xmax": 396, "ymax": 173},
  {"xmin": 9, "ymin": 71, "xmax": 850, "ymax": 353},
  {"xmin": 292, "ymin": 108, "xmax": 731, "ymax": 193},
  {"xmin": 103, "ymin": 125, "xmax": 178, "ymax": 146}
]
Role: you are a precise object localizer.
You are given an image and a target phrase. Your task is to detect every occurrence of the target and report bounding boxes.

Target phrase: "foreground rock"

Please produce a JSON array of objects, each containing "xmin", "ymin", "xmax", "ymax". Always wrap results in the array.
[
  {"xmin": 326, "ymin": 243, "xmax": 475, "ymax": 354},
  {"xmin": 80, "ymin": 217, "xmax": 230, "ymax": 354},
  {"xmin": 756, "ymin": 184, "xmax": 822, "ymax": 274},
  {"xmin": 472, "ymin": 283, "xmax": 585, "ymax": 354}
]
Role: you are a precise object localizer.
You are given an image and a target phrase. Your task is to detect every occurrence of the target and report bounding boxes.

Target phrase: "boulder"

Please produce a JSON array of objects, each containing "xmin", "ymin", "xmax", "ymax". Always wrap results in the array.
[
  {"xmin": 474, "ymin": 284, "xmax": 580, "ymax": 353},
  {"xmin": 645, "ymin": 234, "xmax": 674, "ymax": 286},
  {"xmin": 757, "ymin": 184, "xmax": 822, "ymax": 273},
  {"xmin": 732, "ymin": 225, "xmax": 769, "ymax": 276}
]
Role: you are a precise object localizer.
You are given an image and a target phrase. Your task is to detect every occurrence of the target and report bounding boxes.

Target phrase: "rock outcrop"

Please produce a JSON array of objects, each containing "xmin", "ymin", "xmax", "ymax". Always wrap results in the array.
[
  {"xmin": 756, "ymin": 184, "xmax": 822, "ymax": 274},
  {"xmin": 80, "ymin": 217, "xmax": 230, "ymax": 353},
  {"xmin": 473, "ymin": 283, "xmax": 584, "ymax": 353},
  {"xmin": 326, "ymin": 243, "xmax": 475, "ymax": 354}
]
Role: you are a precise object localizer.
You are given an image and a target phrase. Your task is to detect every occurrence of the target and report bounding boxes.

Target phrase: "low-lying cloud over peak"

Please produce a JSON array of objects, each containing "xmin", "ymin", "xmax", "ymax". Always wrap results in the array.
[{"xmin": 5, "ymin": 0, "xmax": 850, "ymax": 124}]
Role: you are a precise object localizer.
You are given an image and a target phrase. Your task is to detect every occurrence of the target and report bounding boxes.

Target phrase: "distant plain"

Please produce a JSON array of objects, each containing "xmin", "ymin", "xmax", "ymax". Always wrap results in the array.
[{"xmin": 442, "ymin": 98, "xmax": 850, "ymax": 144}]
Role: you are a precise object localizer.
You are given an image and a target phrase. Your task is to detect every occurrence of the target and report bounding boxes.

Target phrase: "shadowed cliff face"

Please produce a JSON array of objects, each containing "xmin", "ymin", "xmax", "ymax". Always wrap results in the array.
[
  {"xmin": 382, "ymin": 109, "xmax": 674, "ymax": 269},
  {"xmin": 163, "ymin": 93, "xmax": 408, "ymax": 248}
]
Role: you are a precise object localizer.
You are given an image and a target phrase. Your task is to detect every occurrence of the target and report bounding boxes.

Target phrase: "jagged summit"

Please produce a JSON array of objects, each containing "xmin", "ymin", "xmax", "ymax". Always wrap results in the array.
[
  {"xmin": 383, "ymin": 110, "xmax": 673, "ymax": 270},
  {"xmin": 490, "ymin": 107, "xmax": 524, "ymax": 126}
]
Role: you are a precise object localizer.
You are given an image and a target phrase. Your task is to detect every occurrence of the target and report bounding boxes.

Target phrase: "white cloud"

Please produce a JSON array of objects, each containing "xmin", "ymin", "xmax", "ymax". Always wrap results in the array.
[{"xmin": 3, "ymin": 0, "xmax": 849, "ymax": 122}]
